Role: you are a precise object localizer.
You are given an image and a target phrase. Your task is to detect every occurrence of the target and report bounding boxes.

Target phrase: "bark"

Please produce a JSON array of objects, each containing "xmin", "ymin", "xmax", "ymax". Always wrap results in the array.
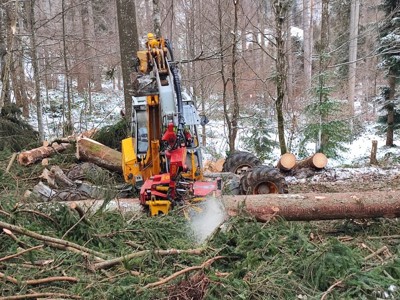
[
  {"xmin": 28, "ymin": 0, "xmax": 44, "ymax": 141},
  {"xmin": 62, "ymin": 0, "xmax": 73, "ymax": 135},
  {"xmin": 152, "ymin": 0, "xmax": 161, "ymax": 36},
  {"xmin": 348, "ymin": 0, "xmax": 360, "ymax": 119},
  {"xmin": 116, "ymin": 0, "xmax": 139, "ymax": 126},
  {"xmin": 273, "ymin": 0, "xmax": 289, "ymax": 154},
  {"xmin": 386, "ymin": 68, "xmax": 396, "ymax": 146},
  {"xmin": 276, "ymin": 153, "xmax": 296, "ymax": 171},
  {"xmin": 43, "ymin": 190, "xmax": 400, "ymax": 222},
  {"xmin": 229, "ymin": 0, "xmax": 240, "ymax": 153},
  {"xmin": 370, "ymin": 140, "xmax": 378, "ymax": 165},
  {"xmin": 18, "ymin": 143, "xmax": 71, "ymax": 166},
  {"xmin": 295, "ymin": 153, "xmax": 327, "ymax": 169},
  {"xmin": 76, "ymin": 137, "xmax": 122, "ymax": 172},
  {"xmin": 303, "ymin": 0, "xmax": 313, "ymax": 95},
  {"xmin": 221, "ymin": 190, "xmax": 400, "ymax": 221}
]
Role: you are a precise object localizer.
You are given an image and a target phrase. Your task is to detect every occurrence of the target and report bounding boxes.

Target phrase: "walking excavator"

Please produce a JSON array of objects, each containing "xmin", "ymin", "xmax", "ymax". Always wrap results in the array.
[{"xmin": 121, "ymin": 33, "xmax": 288, "ymax": 216}]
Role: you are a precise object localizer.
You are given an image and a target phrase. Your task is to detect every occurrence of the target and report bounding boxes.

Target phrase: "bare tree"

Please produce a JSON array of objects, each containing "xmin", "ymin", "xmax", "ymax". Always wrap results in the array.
[
  {"xmin": 28, "ymin": 0, "xmax": 44, "ymax": 141},
  {"xmin": 272, "ymin": 0, "xmax": 290, "ymax": 155},
  {"xmin": 302, "ymin": 0, "xmax": 313, "ymax": 96},
  {"xmin": 348, "ymin": 0, "xmax": 360, "ymax": 126}
]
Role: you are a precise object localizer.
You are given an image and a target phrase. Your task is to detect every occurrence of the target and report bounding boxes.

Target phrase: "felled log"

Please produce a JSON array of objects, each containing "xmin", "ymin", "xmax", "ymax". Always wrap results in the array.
[
  {"xmin": 76, "ymin": 138, "xmax": 122, "ymax": 172},
  {"xmin": 221, "ymin": 190, "xmax": 400, "ymax": 221},
  {"xmin": 295, "ymin": 153, "xmax": 327, "ymax": 170},
  {"xmin": 276, "ymin": 153, "xmax": 296, "ymax": 171},
  {"xmin": 34, "ymin": 190, "xmax": 400, "ymax": 222},
  {"xmin": 18, "ymin": 143, "xmax": 71, "ymax": 166}
]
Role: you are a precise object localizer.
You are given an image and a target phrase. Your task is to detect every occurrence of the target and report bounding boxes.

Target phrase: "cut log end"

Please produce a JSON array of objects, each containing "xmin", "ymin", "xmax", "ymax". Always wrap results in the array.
[
  {"xmin": 312, "ymin": 153, "xmax": 328, "ymax": 169},
  {"xmin": 277, "ymin": 153, "xmax": 296, "ymax": 171}
]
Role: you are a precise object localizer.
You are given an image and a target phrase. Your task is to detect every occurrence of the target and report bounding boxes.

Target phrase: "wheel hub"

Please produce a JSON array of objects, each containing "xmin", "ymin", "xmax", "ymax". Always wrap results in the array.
[{"xmin": 253, "ymin": 181, "xmax": 279, "ymax": 194}]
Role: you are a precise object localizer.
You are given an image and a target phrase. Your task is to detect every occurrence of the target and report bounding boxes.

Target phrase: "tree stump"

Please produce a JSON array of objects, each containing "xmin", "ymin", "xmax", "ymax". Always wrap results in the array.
[{"xmin": 370, "ymin": 140, "xmax": 379, "ymax": 165}]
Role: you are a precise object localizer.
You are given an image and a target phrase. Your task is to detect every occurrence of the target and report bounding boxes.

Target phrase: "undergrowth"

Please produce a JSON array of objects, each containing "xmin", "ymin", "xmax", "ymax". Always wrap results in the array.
[{"xmin": 0, "ymin": 150, "xmax": 399, "ymax": 299}]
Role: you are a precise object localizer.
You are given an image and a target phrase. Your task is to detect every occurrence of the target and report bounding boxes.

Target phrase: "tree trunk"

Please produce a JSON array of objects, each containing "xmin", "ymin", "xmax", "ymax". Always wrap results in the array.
[
  {"xmin": 116, "ymin": 0, "xmax": 139, "ymax": 127},
  {"xmin": 386, "ymin": 68, "xmax": 396, "ymax": 146},
  {"xmin": 229, "ymin": 0, "xmax": 240, "ymax": 153},
  {"xmin": 76, "ymin": 137, "xmax": 122, "ymax": 172},
  {"xmin": 273, "ymin": 0, "xmax": 289, "ymax": 155},
  {"xmin": 370, "ymin": 140, "xmax": 378, "ymax": 165},
  {"xmin": 62, "ymin": 0, "xmax": 73, "ymax": 135},
  {"xmin": 303, "ymin": 0, "xmax": 313, "ymax": 97},
  {"xmin": 28, "ymin": 0, "xmax": 44, "ymax": 141},
  {"xmin": 221, "ymin": 191, "xmax": 400, "ymax": 221},
  {"xmin": 348, "ymin": 0, "xmax": 360, "ymax": 128},
  {"xmin": 152, "ymin": 0, "xmax": 161, "ymax": 37}
]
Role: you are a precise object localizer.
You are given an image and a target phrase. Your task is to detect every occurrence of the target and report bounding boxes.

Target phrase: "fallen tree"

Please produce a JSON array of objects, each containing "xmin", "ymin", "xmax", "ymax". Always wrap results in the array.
[
  {"xmin": 38, "ymin": 190, "xmax": 400, "ymax": 222},
  {"xmin": 221, "ymin": 190, "xmax": 400, "ymax": 221},
  {"xmin": 76, "ymin": 138, "xmax": 122, "ymax": 172},
  {"xmin": 18, "ymin": 142, "xmax": 71, "ymax": 166}
]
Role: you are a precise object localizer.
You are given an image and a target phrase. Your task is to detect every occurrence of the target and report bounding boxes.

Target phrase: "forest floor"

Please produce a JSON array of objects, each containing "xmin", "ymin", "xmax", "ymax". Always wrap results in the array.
[{"xmin": 1, "ymin": 146, "xmax": 400, "ymax": 299}]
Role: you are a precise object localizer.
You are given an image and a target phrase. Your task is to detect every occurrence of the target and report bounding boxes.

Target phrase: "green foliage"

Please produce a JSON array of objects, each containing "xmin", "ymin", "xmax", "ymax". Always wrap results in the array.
[
  {"xmin": 243, "ymin": 118, "xmax": 278, "ymax": 161},
  {"xmin": 93, "ymin": 118, "xmax": 129, "ymax": 151},
  {"xmin": 300, "ymin": 99, "xmax": 351, "ymax": 158},
  {"xmin": 0, "ymin": 105, "xmax": 40, "ymax": 152}
]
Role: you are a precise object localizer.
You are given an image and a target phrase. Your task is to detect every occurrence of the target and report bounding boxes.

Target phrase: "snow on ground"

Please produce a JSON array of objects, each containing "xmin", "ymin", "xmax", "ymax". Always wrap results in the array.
[{"xmin": 24, "ymin": 84, "xmax": 400, "ymax": 187}]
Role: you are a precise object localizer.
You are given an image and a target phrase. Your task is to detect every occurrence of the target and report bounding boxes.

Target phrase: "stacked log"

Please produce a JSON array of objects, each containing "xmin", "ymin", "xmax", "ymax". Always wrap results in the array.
[
  {"xmin": 276, "ymin": 153, "xmax": 296, "ymax": 171},
  {"xmin": 295, "ymin": 153, "xmax": 328, "ymax": 170}
]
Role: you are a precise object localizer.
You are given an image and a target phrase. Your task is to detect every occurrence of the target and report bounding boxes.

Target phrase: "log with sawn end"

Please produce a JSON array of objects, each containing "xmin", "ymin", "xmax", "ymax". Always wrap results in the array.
[
  {"xmin": 221, "ymin": 191, "xmax": 400, "ymax": 221},
  {"xmin": 32, "ymin": 190, "xmax": 400, "ymax": 222}
]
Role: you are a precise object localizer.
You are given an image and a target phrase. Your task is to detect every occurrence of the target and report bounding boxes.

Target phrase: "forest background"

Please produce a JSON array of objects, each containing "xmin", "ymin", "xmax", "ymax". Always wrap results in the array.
[{"xmin": 0, "ymin": 0, "xmax": 399, "ymax": 162}]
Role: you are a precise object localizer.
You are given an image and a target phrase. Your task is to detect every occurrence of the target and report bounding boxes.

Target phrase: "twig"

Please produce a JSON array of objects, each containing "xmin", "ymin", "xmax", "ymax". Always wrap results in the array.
[
  {"xmin": 14, "ymin": 209, "xmax": 58, "ymax": 225},
  {"xmin": 0, "ymin": 293, "xmax": 81, "ymax": 300},
  {"xmin": 62, "ymin": 203, "xmax": 92, "ymax": 239},
  {"xmin": 320, "ymin": 279, "xmax": 344, "ymax": 300},
  {"xmin": 368, "ymin": 235, "xmax": 400, "ymax": 240},
  {"xmin": 364, "ymin": 246, "xmax": 389, "ymax": 261},
  {"xmin": 69, "ymin": 202, "xmax": 92, "ymax": 225},
  {"xmin": 0, "ymin": 209, "xmax": 11, "ymax": 217},
  {"xmin": 5, "ymin": 152, "xmax": 17, "ymax": 173},
  {"xmin": 44, "ymin": 241, "xmax": 104, "ymax": 263},
  {"xmin": 0, "ymin": 220, "xmax": 109, "ymax": 260},
  {"xmin": 0, "ymin": 245, "xmax": 44, "ymax": 263},
  {"xmin": 91, "ymin": 248, "xmax": 204, "ymax": 270},
  {"xmin": 0, "ymin": 272, "xmax": 78, "ymax": 285},
  {"xmin": 2, "ymin": 228, "xmax": 29, "ymax": 248},
  {"xmin": 141, "ymin": 255, "xmax": 224, "ymax": 290}
]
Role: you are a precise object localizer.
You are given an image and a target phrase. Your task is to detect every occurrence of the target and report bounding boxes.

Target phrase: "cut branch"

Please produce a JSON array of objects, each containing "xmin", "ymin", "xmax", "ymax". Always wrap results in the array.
[
  {"xmin": 0, "ymin": 245, "xmax": 43, "ymax": 263},
  {"xmin": 91, "ymin": 248, "xmax": 204, "ymax": 270},
  {"xmin": 0, "ymin": 220, "xmax": 109, "ymax": 260},
  {"xmin": 0, "ymin": 293, "xmax": 81, "ymax": 300},
  {"xmin": 141, "ymin": 255, "xmax": 224, "ymax": 290}
]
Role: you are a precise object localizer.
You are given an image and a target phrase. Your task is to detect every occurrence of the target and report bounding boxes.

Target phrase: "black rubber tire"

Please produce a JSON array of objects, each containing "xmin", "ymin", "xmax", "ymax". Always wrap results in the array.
[
  {"xmin": 222, "ymin": 151, "xmax": 261, "ymax": 175},
  {"xmin": 240, "ymin": 165, "xmax": 288, "ymax": 195}
]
